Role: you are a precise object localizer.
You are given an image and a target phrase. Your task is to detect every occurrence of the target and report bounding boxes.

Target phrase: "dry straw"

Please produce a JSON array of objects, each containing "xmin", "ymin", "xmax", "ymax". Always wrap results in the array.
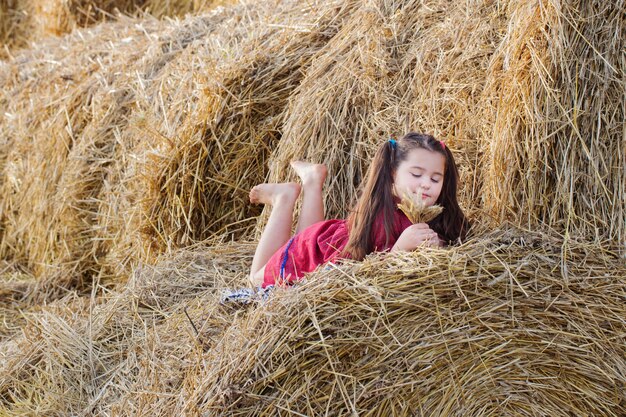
[
  {"xmin": 0, "ymin": 0, "xmax": 346, "ymax": 296},
  {"xmin": 0, "ymin": 227, "xmax": 624, "ymax": 415},
  {"xmin": 188, "ymin": 228, "xmax": 625, "ymax": 416},
  {"xmin": 397, "ymin": 190, "xmax": 444, "ymax": 224},
  {"xmin": 481, "ymin": 0, "xmax": 625, "ymax": 246},
  {"xmin": 0, "ymin": 0, "xmax": 33, "ymax": 57},
  {"xmin": 259, "ymin": 0, "xmax": 511, "ymax": 232},
  {"xmin": 1, "ymin": 0, "xmax": 622, "ymax": 297},
  {"xmin": 0, "ymin": 1, "xmax": 227, "ymax": 59},
  {"xmin": 0, "ymin": 0, "xmax": 624, "ymax": 414},
  {"xmin": 0, "ymin": 14, "xmax": 169, "ymax": 294}
]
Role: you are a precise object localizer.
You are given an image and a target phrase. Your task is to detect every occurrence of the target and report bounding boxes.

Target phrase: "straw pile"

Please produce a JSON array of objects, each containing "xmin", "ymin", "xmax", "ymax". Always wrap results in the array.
[
  {"xmin": 261, "ymin": 0, "xmax": 510, "ymax": 226},
  {"xmin": 0, "ymin": 14, "xmax": 169, "ymax": 295},
  {"xmin": 0, "ymin": 1, "xmax": 26, "ymax": 55},
  {"xmin": 1, "ymin": 0, "xmax": 622, "ymax": 293},
  {"xmin": 0, "ymin": 241, "xmax": 254, "ymax": 414},
  {"xmin": 262, "ymin": 0, "xmax": 624, "ymax": 251},
  {"xmin": 0, "ymin": 0, "xmax": 624, "ymax": 414},
  {"xmin": 27, "ymin": 0, "xmax": 230, "ymax": 38},
  {"xmin": 482, "ymin": 0, "xmax": 625, "ymax": 247},
  {"xmin": 0, "ymin": 0, "xmax": 226, "ymax": 59},
  {"xmin": 0, "ymin": 0, "xmax": 348, "ymax": 297},
  {"xmin": 0, "ymin": 227, "xmax": 624, "ymax": 415}
]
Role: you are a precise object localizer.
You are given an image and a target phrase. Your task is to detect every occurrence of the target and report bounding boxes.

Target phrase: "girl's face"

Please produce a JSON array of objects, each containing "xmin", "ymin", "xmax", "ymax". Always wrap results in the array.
[{"xmin": 392, "ymin": 148, "xmax": 445, "ymax": 207}]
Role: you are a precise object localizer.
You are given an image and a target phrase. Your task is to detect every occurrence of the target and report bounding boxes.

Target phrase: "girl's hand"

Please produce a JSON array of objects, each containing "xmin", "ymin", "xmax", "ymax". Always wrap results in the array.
[{"xmin": 391, "ymin": 223, "xmax": 441, "ymax": 252}]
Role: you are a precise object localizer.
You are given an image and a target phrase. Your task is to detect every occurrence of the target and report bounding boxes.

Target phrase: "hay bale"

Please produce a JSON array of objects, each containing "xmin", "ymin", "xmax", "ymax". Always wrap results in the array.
[
  {"xmin": 28, "ymin": 0, "xmax": 203, "ymax": 39},
  {"xmin": 0, "ymin": 241, "xmax": 253, "ymax": 415},
  {"xmin": 482, "ymin": 0, "xmax": 625, "ymax": 247},
  {"xmin": 0, "ymin": 0, "xmax": 30, "ymax": 59},
  {"xmin": 136, "ymin": 0, "xmax": 348, "ymax": 254},
  {"xmin": 1, "ymin": 227, "xmax": 623, "ymax": 415},
  {"xmin": 0, "ymin": 3, "xmax": 624, "ymax": 414},
  {"xmin": 261, "ymin": 0, "xmax": 510, "ymax": 232},
  {"xmin": 184, "ymin": 227, "xmax": 626, "ymax": 416},
  {"xmin": 0, "ymin": 0, "xmax": 352, "ymax": 295},
  {"xmin": 260, "ymin": 0, "xmax": 624, "ymax": 255},
  {"xmin": 0, "ymin": 0, "xmax": 228, "ymax": 59},
  {"xmin": 1, "ymin": 0, "xmax": 623, "ymax": 296},
  {"xmin": 0, "ymin": 15, "xmax": 169, "ymax": 291}
]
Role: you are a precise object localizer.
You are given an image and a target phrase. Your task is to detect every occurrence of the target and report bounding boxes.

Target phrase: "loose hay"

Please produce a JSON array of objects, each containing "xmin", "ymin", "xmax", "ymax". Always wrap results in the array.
[
  {"xmin": 27, "ymin": 0, "xmax": 231, "ymax": 39},
  {"xmin": 186, "ymin": 227, "xmax": 625, "ymax": 416},
  {"xmin": 482, "ymin": 0, "xmax": 625, "ymax": 246},
  {"xmin": 0, "ymin": 0, "xmax": 229, "ymax": 59},
  {"xmin": 262, "ymin": 0, "xmax": 512, "ymax": 230},
  {"xmin": 139, "ymin": 0, "xmax": 347, "ymax": 253},
  {"xmin": 0, "ymin": 14, "xmax": 169, "ymax": 292},
  {"xmin": 0, "ymin": 0, "xmax": 624, "ymax": 415},
  {"xmin": 0, "ymin": 226, "xmax": 624, "ymax": 415},
  {"xmin": 0, "ymin": 241, "xmax": 254, "ymax": 415},
  {"xmin": 1, "ymin": 0, "xmax": 623, "ymax": 296}
]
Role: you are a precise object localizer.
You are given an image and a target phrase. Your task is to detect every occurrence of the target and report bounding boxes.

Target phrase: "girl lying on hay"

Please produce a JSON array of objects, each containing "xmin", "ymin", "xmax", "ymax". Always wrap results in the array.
[
  {"xmin": 221, "ymin": 132, "xmax": 469, "ymax": 303},
  {"xmin": 250, "ymin": 132, "xmax": 469, "ymax": 287}
]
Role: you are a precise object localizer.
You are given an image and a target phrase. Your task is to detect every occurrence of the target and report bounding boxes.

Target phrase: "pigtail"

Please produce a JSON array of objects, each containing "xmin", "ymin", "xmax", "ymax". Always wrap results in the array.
[{"xmin": 343, "ymin": 140, "xmax": 399, "ymax": 260}]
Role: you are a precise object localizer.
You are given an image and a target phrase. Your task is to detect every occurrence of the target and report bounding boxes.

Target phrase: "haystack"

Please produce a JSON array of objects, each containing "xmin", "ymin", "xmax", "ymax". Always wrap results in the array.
[
  {"xmin": 264, "ymin": 0, "xmax": 624, "ymax": 251},
  {"xmin": 0, "ymin": 14, "xmax": 170, "ymax": 294},
  {"xmin": 0, "ymin": 0, "xmax": 339, "ymax": 294},
  {"xmin": 0, "ymin": 0, "xmax": 226, "ymax": 59},
  {"xmin": 482, "ymin": 0, "xmax": 625, "ymax": 247},
  {"xmin": 27, "ymin": 0, "xmax": 228, "ymax": 38},
  {"xmin": 1, "ymin": 0, "xmax": 623, "ymax": 295},
  {"xmin": 0, "ymin": 0, "xmax": 624, "ymax": 414},
  {"xmin": 136, "ymin": 0, "xmax": 351, "ymax": 253},
  {"xmin": 0, "ymin": 241, "xmax": 253, "ymax": 415},
  {"xmin": 188, "ymin": 228, "xmax": 625, "ymax": 416},
  {"xmin": 1, "ymin": 1, "xmax": 26, "ymax": 55},
  {"xmin": 264, "ymin": 0, "xmax": 510, "ymax": 226},
  {"xmin": 0, "ymin": 227, "xmax": 624, "ymax": 415}
]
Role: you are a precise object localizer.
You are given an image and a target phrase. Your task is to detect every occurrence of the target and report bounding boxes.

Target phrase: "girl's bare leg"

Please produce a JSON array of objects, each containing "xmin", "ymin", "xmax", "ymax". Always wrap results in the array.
[
  {"xmin": 291, "ymin": 161, "xmax": 327, "ymax": 234},
  {"xmin": 249, "ymin": 182, "xmax": 301, "ymax": 286}
]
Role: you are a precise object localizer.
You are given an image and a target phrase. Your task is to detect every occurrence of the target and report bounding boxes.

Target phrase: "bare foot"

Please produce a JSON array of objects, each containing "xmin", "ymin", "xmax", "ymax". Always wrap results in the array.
[
  {"xmin": 249, "ymin": 182, "xmax": 301, "ymax": 205},
  {"xmin": 290, "ymin": 161, "xmax": 327, "ymax": 187}
]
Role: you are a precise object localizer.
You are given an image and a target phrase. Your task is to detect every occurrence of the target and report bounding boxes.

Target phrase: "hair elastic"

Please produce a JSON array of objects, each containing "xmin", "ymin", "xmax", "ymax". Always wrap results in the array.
[
  {"xmin": 440, "ymin": 141, "xmax": 445, "ymax": 149},
  {"xmin": 388, "ymin": 139, "xmax": 397, "ymax": 149}
]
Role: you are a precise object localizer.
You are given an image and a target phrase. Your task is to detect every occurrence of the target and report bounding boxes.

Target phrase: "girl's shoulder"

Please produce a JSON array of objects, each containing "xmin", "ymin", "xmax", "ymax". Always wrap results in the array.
[
  {"xmin": 369, "ymin": 207, "xmax": 412, "ymax": 251},
  {"xmin": 384, "ymin": 206, "xmax": 413, "ymax": 228}
]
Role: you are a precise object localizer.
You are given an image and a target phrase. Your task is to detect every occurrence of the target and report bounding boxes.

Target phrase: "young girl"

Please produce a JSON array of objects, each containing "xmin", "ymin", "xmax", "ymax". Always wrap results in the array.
[{"xmin": 248, "ymin": 132, "xmax": 469, "ymax": 288}]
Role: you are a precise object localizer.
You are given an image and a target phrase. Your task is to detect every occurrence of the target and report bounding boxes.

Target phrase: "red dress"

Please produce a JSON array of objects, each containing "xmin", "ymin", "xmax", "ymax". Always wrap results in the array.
[{"xmin": 262, "ymin": 207, "xmax": 412, "ymax": 287}]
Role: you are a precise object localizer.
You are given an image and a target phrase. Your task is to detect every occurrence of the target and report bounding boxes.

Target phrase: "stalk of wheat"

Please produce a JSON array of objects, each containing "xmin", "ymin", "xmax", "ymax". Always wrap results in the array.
[{"xmin": 397, "ymin": 190, "xmax": 443, "ymax": 223}]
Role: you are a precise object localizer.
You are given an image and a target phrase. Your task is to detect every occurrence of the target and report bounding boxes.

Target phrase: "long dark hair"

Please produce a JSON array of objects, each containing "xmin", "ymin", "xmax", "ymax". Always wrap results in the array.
[{"xmin": 342, "ymin": 132, "xmax": 469, "ymax": 260}]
